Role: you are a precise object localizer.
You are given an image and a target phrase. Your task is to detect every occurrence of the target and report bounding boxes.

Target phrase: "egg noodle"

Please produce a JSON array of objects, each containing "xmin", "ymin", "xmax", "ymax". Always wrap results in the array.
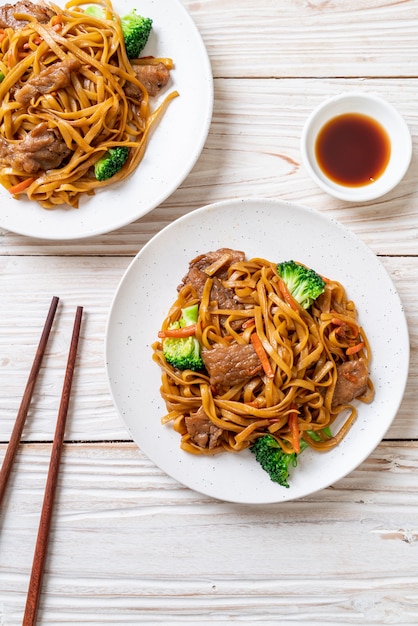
[
  {"xmin": 0, "ymin": 0, "xmax": 177, "ymax": 207},
  {"xmin": 152, "ymin": 253, "xmax": 374, "ymax": 457}
]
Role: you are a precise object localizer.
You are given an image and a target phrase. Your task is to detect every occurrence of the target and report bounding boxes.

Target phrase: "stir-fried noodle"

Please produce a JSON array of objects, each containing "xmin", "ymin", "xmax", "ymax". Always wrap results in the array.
[
  {"xmin": 152, "ymin": 251, "xmax": 374, "ymax": 458},
  {"xmin": 0, "ymin": 0, "xmax": 177, "ymax": 207}
]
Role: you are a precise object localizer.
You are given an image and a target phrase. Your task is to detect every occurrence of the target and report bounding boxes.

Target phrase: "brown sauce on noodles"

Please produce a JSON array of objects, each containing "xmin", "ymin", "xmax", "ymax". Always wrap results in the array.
[
  {"xmin": 0, "ymin": 0, "xmax": 177, "ymax": 208},
  {"xmin": 152, "ymin": 250, "xmax": 374, "ymax": 467}
]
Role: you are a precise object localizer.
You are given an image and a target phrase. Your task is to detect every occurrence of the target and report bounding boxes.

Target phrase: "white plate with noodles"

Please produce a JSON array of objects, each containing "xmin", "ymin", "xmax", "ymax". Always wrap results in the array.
[
  {"xmin": 105, "ymin": 198, "xmax": 409, "ymax": 504},
  {"xmin": 0, "ymin": 0, "xmax": 213, "ymax": 239}
]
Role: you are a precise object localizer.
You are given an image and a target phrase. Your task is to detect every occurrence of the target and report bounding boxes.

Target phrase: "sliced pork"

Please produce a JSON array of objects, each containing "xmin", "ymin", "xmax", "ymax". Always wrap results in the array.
[
  {"xmin": 202, "ymin": 343, "xmax": 262, "ymax": 388},
  {"xmin": 124, "ymin": 62, "xmax": 170, "ymax": 100},
  {"xmin": 185, "ymin": 267, "xmax": 240, "ymax": 309},
  {"xmin": 188, "ymin": 248, "xmax": 245, "ymax": 280},
  {"xmin": 332, "ymin": 358, "xmax": 369, "ymax": 407},
  {"xmin": 184, "ymin": 406, "xmax": 222, "ymax": 450},
  {"xmin": 0, "ymin": 123, "xmax": 70, "ymax": 174},
  {"xmin": 15, "ymin": 58, "xmax": 81, "ymax": 105},
  {"xmin": 0, "ymin": 0, "xmax": 55, "ymax": 28}
]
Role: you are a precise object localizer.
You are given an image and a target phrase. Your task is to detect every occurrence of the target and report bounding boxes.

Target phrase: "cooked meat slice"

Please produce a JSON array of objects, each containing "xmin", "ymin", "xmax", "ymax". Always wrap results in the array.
[
  {"xmin": 202, "ymin": 343, "xmax": 262, "ymax": 388},
  {"xmin": 15, "ymin": 58, "xmax": 81, "ymax": 104},
  {"xmin": 0, "ymin": 0, "xmax": 55, "ymax": 28},
  {"xmin": 178, "ymin": 249, "xmax": 247, "ymax": 329},
  {"xmin": 124, "ymin": 62, "xmax": 170, "ymax": 100},
  {"xmin": 184, "ymin": 266, "xmax": 208, "ymax": 297},
  {"xmin": 184, "ymin": 267, "xmax": 239, "ymax": 307},
  {"xmin": 211, "ymin": 276, "xmax": 241, "ymax": 311},
  {"xmin": 179, "ymin": 248, "xmax": 245, "ymax": 291},
  {"xmin": 332, "ymin": 358, "xmax": 369, "ymax": 407},
  {"xmin": 0, "ymin": 123, "xmax": 70, "ymax": 174},
  {"xmin": 184, "ymin": 406, "xmax": 222, "ymax": 450},
  {"xmin": 189, "ymin": 248, "xmax": 246, "ymax": 280},
  {"xmin": 182, "ymin": 267, "xmax": 244, "ymax": 329},
  {"xmin": 133, "ymin": 62, "xmax": 170, "ymax": 96}
]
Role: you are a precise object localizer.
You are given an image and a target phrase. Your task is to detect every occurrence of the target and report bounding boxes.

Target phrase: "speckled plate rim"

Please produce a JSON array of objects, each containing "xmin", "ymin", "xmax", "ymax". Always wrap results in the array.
[
  {"xmin": 105, "ymin": 198, "xmax": 409, "ymax": 504},
  {"xmin": 0, "ymin": 0, "xmax": 213, "ymax": 240}
]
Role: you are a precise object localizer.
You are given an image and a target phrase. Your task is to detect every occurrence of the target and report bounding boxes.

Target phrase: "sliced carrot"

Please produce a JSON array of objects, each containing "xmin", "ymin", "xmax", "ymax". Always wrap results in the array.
[
  {"xmin": 331, "ymin": 317, "xmax": 359, "ymax": 338},
  {"xmin": 8, "ymin": 177, "xmax": 35, "ymax": 195},
  {"xmin": 288, "ymin": 404, "xmax": 300, "ymax": 453},
  {"xmin": 250, "ymin": 332, "xmax": 274, "ymax": 379},
  {"xmin": 278, "ymin": 279, "xmax": 299, "ymax": 311},
  {"xmin": 158, "ymin": 324, "xmax": 196, "ymax": 338},
  {"xmin": 51, "ymin": 14, "xmax": 63, "ymax": 26},
  {"xmin": 346, "ymin": 341, "xmax": 365, "ymax": 355}
]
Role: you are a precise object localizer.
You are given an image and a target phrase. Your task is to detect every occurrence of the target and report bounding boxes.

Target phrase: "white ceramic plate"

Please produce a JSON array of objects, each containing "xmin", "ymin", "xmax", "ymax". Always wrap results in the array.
[
  {"xmin": 0, "ymin": 0, "xmax": 213, "ymax": 240},
  {"xmin": 105, "ymin": 198, "xmax": 409, "ymax": 504}
]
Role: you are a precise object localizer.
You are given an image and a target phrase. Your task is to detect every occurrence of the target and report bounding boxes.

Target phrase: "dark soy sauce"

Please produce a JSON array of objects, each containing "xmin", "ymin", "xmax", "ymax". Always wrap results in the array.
[{"xmin": 315, "ymin": 113, "xmax": 391, "ymax": 187}]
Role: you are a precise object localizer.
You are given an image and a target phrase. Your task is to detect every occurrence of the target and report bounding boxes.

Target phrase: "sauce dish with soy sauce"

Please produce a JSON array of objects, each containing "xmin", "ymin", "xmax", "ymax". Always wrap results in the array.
[{"xmin": 300, "ymin": 92, "xmax": 412, "ymax": 202}]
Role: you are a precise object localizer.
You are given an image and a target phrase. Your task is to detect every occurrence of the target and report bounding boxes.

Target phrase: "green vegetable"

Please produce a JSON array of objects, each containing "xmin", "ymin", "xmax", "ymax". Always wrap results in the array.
[
  {"xmin": 306, "ymin": 426, "xmax": 332, "ymax": 442},
  {"xmin": 84, "ymin": 6, "xmax": 152, "ymax": 59},
  {"xmin": 250, "ymin": 434, "xmax": 307, "ymax": 488},
  {"xmin": 0, "ymin": 71, "xmax": 4, "ymax": 83},
  {"xmin": 84, "ymin": 4, "xmax": 106, "ymax": 18},
  {"xmin": 180, "ymin": 304, "xmax": 200, "ymax": 327},
  {"xmin": 94, "ymin": 146, "xmax": 129, "ymax": 181},
  {"xmin": 163, "ymin": 304, "xmax": 204, "ymax": 372},
  {"xmin": 277, "ymin": 260, "xmax": 326, "ymax": 310},
  {"xmin": 121, "ymin": 10, "xmax": 153, "ymax": 59}
]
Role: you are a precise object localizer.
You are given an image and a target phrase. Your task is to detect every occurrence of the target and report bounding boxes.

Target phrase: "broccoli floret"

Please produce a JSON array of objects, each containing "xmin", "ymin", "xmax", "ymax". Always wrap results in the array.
[
  {"xmin": 179, "ymin": 304, "xmax": 199, "ymax": 327},
  {"xmin": 84, "ymin": 6, "xmax": 152, "ymax": 59},
  {"xmin": 162, "ymin": 304, "xmax": 204, "ymax": 372},
  {"xmin": 277, "ymin": 260, "xmax": 325, "ymax": 310},
  {"xmin": 121, "ymin": 10, "xmax": 153, "ymax": 59},
  {"xmin": 0, "ymin": 71, "xmax": 4, "ymax": 83},
  {"xmin": 250, "ymin": 434, "xmax": 307, "ymax": 488},
  {"xmin": 164, "ymin": 335, "xmax": 204, "ymax": 371},
  {"xmin": 94, "ymin": 146, "xmax": 129, "ymax": 181}
]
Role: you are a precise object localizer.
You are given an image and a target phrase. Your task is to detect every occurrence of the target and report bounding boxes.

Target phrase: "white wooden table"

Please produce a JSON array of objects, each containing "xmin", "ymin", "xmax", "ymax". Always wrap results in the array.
[{"xmin": 1, "ymin": 1, "xmax": 418, "ymax": 623}]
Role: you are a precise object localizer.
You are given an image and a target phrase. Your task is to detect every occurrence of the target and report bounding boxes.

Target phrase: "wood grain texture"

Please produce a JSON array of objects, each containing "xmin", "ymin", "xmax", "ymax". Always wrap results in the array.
[
  {"xmin": 0, "ymin": 297, "xmax": 58, "ymax": 507},
  {"xmin": 21, "ymin": 307, "xmax": 82, "ymax": 626},
  {"xmin": 0, "ymin": 255, "xmax": 416, "ymax": 441},
  {"xmin": 183, "ymin": 0, "xmax": 418, "ymax": 79},
  {"xmin": 1, "ymin": 1, "xmax": 418, "ymax": 623},
  {"xmin": 1, "ymin": 78, "xmax": 417, "ymax": 256},
  {"xmin": 1, "ymin": 442, "xmax": 418, "ymax": 625}
]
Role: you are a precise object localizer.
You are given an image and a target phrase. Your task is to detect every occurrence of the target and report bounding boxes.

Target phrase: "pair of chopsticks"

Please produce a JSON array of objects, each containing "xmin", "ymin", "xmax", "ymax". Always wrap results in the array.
[{"xmin": 0, "ymin": 296, "xmax": 83, "ymax": 626}]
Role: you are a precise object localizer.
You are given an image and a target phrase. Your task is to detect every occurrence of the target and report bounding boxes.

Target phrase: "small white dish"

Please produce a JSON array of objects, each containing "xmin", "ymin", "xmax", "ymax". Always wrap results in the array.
[{"xmin": 301, "ymin": 92, "xmax": 412, "ymax": 202}]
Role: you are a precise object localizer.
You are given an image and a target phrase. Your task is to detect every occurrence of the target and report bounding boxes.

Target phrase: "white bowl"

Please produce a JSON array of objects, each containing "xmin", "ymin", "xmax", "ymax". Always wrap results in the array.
[{"xmin": 301, "ymin": 92, "xmax": 412, "ymax": 202}]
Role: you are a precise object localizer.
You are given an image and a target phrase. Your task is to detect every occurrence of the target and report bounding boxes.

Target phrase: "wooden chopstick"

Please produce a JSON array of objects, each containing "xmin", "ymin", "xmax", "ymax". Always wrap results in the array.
[
  {"xmin": 23, "ymin": 305, "xmax": 83, "ymax": 626},
  {"xmin": 0, "ymin": 296, "xmax": 59, "ymax": 508}
]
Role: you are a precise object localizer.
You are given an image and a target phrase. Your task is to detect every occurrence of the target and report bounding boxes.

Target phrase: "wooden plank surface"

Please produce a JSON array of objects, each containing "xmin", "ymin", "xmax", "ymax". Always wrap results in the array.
[
  {"xmin": 2, "ymin": 78, "xmax": 417, "ymax": 256},
  {"xmin": 1, "ymin": 442, "xmax": 418, "ymax": 625},
  {"xmin": 186, "ymin": 0, "xmax": 418, "ymax": 79},
  {"xmin": 0, "ymin": 255, "xmax": 416, "ymax": 441},
  {"xmin": 1, "ymin": 0, "xmax": 418, "ymax": 624}
]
